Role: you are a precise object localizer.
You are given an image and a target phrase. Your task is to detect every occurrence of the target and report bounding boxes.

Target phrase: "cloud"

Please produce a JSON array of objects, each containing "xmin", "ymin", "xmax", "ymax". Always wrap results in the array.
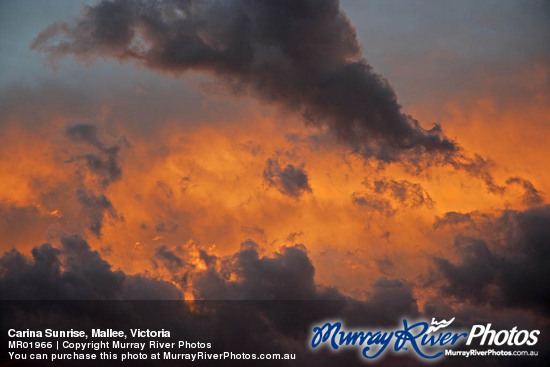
[
  {"xmin": 351, "ymin": 193, "xmax": 395, "ymax": 217},
  {"xmin": 0, "ymin": 233, "xmax": 418, "ymax": 324},
  {"xmin": 433, "ymin": 211, "xmax": 477, "ymax": 229},
  {"xmin": 155, "ymin": 244, "xmax": 184, "ymax": 272},
  {"xmin": 65, "ymin": 123, "xmax": 105, "ymax": 149},
  {"xmin": 3, "ymin": 234, "xmax": 546, "ymax": 365},
  {"xmin": 263, "ymin": 159, "xmax": 312, "ymax": 198},
  {"xmin": 369, "ymin": 178, "xmax": 435, "ymax": 209},
  {"xmin": 65, "ymin": 123, "xmax": 123, "ymax": 187},
  {"xmin": 0, "ymin": 236, "xmax": 420, "ymax": 366},
  {"xmin": 506, "ymin": 176, "xmax": 544, "ymax": 206},
  {"xmin": 433, "ymin": 205, "xmax": 550, "ymax": 316},
  {"xmin": 0, "ymin": 234, "xmax": 181, "ymax": 300},
  {"xmin": 76, "ymin": 188, "xmax": 118, "ymax": 238},
  {"xmin": 447, "ymin": 153, "xmax": 505, "ymax": 194},
  {"xmin": 189, "ymin": 239, "xmax": 419, "ymax": 323},
  {"xmin": 32, "ymin": 0, "xmax": 457, "ymax": 164}
]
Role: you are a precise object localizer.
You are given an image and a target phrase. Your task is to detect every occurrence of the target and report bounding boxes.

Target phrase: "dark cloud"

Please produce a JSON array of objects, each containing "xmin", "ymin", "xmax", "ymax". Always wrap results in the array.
[
  {"xmin": 433, "ymin": 205, "xmax": 550, "ymax": 316},
  {"xmin": 199, "ymin": 249, "xmax": 217, "ymax": 268},
  {"xmin": 0, "ymin": 234, "xmax": 181, "ymax": 300},
  {"xmin": 190, "ymin": 240, "xmax": 418, "ymax": 321},
  {"xmin": 369, "ymin": 177, "xmax": 434, "ymax": 208},
  {"xmin": 4, "ymin": 235, "xmax": 545, "ymax": 365},
  {"xmin": 506, "ymin": 176, "xmax": 544, "ymax": 206},
  {"xmin": 76, "ymin": 188, "xmax": 118, "ymax": 237},
  {"xmin": 351, "ymin": 192, "xmax": 395, "ymax": 217},
  {"xmin": 65, "ymin": 123, "xmax": 123, "ymax": 187},
  {"xmin": 0, "ymin": 234, "xmax": 418, "ymax": 321},
  {"xmin": 263, "ymin": 159, "xmax": 312, "ymax": 198},
  {"xmin": 350, "ymin": 178, "xmax": 433, "ymax": 217},
  {"xmin": 78, "ymin": 150, "xmax": 122, "ymax": 186},
  {"xmin": 192, "ymin": 242, "xmax": 319, "ymax": 300},
  {"xmin": 123, "ymin": 274, "xmax": 182, "ymax": 300},
  {"xmin": 432, "ymin": 210, "xmax": 496, "ymax": 230},
  {"xmin": 155, "ymin": 244, "xmax": 184, "ymax": 272},
  {"xmin": 433, "ymin": 211, "xmax": 476, "ymax": 229},
  {"xmin": 447, "ymin": 153, "xmax": 505, "ymax": 194},
  {"xmin": 32, "ymin": 0, "xmax": 457, "ymax": 164},
  {"xmin": 65, "ymin": 123, "xmax": 104, "ymax": 149}
]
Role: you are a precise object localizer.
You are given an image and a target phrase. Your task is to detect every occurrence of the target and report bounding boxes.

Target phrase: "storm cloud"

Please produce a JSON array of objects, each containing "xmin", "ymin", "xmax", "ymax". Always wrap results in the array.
[
  {"xmin": 433, "ymin": 205, "xmax": 550, "ymax": 316},
  {"xmin": 0, "ymin": 234, "xmax": 181, "ymax": 300},
  {"xmin": 32, "ymin": 0, "xmax": 457, "ymax": 164}
]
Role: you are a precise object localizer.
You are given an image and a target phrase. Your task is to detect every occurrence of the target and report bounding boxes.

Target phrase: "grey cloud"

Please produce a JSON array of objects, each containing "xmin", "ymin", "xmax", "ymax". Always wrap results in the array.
[
  {"xmin": 448, "ymin": 153, "xmax": 505, "ymax": 194},
  {"xmin": 190, "ymin": 239, "xmax": 419, "ymax": 324},
  {"xmin": 0, "ymin": 234, "xmax": 181, "ymax": 300},
  {"xmin": 155, "ymin": 244, "xmax": 184, "ymax": 272},
  {"xmin": 433, "ymin": 210, "xmax": 496, "ymax": 230},
  {"xmin": 76, "ymin": 188, "xmax": 118, "ymax": 238},
  {"xmin": 506, "ymin": 176, "xmax": 544, "ymax": 206},
  {"xmin": 433, "ymin": 211, "xmax": 476, "ymax": 229},
  {"xmin": 33, "ymin": 0, "xmax": 457, "ymax": 164},
  {"xmin": 263, "ymin": 159, "xmax": 312, "ymax": 198},
  {"xmin": 0, "ymin": 235, "xmax": 423, "ymax": 366},
  {"xmin": 1, "ymin": 234, "xmax": 419, "ymax": 324},
  {"xmin": 65, "ymin": 123, "xmax": 123, "ymax": 187},
  {"xmin": 370, "ymin": 178, "xmax": 434, "ymax": 208},
  {"xmin": 351, "ymin": 192, "xmax": 395, "ymax": 217},
  {"xmin": 66, "ymin": 123, "xmax": 104, "ymax": 149},
  {"xmin": 433, "ymin": 205, "xmax": 550, "ymax": 315},
  {"xmin": 123, "ymin": 274, "xmax": 182, "ymax": 300}
]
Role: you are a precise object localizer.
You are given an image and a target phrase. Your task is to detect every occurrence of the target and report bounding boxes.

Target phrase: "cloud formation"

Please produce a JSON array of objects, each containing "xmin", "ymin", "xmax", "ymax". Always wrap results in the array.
[
  {"xmin": 76, "ymin": 188, "xmax": 118, "ymax": 238},
  {"xmin": 433, "ymin": 205, "xmax": 550, "ymax": 315},
  {"xmin": 369, "ymin": 178, "xmax": 434, "ymax": 209},
  {"xmin": 263, "ymin": 159, "xmax": 312, "ymax": 198},
  {"xmin": 506, "ymin": 176, "xmax": 544, "ymax": 206},
  {"xmin": 32, "ymin": 0, "xmax": 457, "ymax": 164},
  {"xmin": 0, "ymin": 234, "xmax": 181, "ymax": 300},
  {"xmin": 65, "ymin": 122, "xmax": 123, "ymax": 187}
]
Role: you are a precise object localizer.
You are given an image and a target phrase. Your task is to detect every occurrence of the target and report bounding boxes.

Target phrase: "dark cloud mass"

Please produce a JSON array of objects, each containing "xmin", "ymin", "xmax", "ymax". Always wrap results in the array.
[
  {"xmin": 0, "ymin": 234, "xmax": 181, "ymax": 300},
  {"xmin": 32, "ymin": 0, "xmax": 457, "ymax": 163},
  {"xmin": 0, "ymin": 236, "xmax": 424, "ymax": 366},
  {"xmin": 434, "ymin": 205, "xmax": 550, "ymax": 315},
  {"xmin": 76, "ymin": 188, "xmax": 118, "ymax": 237},
  {"xmin": 65, "ymin": 123, "xmax": 123, "ymax": 187},
  {"xmin": 2, "ymin": 235, "xmax": 547, "ymax": 365},
  {"xmin": 263, "ymin": 159, "xmax": 312, "ymax": 198},
  {"xmin": 1, "ymin": 235, "xmax": 417, "ymax": 321}
]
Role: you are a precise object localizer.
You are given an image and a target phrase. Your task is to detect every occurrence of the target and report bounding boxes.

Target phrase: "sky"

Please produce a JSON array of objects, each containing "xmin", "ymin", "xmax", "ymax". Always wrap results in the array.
[{"xmin": 0, "ymin": 0, "xmax": 549, "ymax": 363}]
